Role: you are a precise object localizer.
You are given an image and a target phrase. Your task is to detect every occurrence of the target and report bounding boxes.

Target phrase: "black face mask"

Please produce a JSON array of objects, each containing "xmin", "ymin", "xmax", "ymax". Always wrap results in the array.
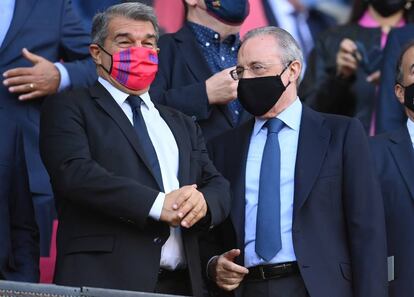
[
  {"xmin": 237, "ymin": 64, "xmax": 291, "ymax": 116},
  {"xmin": 369, "ymin": 0, "xmax": 406, "ymax": 17},
  {"xmin": 402, "ymin": 82, "xmax": 414, "ymax": 112}
]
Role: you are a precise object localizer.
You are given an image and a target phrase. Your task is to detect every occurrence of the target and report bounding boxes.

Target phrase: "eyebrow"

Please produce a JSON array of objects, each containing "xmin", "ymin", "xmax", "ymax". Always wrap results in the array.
[{"xmin": 113, "ymin": 33, "xmax": 157, "ymax": 40}]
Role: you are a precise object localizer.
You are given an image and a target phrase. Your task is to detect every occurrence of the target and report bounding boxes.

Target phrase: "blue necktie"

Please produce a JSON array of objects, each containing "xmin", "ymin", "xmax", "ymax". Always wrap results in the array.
[
  {"xmin": 255, "ymin": 118, "xmax": 284, "ymax": 262},
  {"xmin": 127, "ymin": 96, "xmax": 164, "ymax": 191}
]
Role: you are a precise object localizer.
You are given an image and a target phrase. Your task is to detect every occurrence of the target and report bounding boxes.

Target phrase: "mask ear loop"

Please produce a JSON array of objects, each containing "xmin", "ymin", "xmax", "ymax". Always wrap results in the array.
[
  {"xmin": 279, "ymin": 60, "xmax": 293, "ymax": 89},
  {"xmin": 96, "ymin": 44, "xmax": 113, "ymax": 74}
]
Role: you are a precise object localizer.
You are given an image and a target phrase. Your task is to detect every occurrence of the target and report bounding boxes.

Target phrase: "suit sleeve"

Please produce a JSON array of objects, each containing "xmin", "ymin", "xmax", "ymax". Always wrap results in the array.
[
  {"xmin": 376, "ymin": 29, "xmax": 407, "ymax": 134},
  {"xmin": 39, "ymin": 94, "xmax": 160, "ymax": 229},
  {"xmin": 187, "ymin": 118, "xmax": 231, "ymax": 228},
  {"xmin": 9, "ymin": 126, "xmax": 40, "ymax": 282},
  {"xmin": 343, "ymin": 119, "xmax": 388, "ymax": 297},
  {"xmin": 150, "ymin": 35, "xmax": 212, "ymax": 120},
  {"xmin": 59, "ymin": 0, "xmax": 97, "ymax": 88}
]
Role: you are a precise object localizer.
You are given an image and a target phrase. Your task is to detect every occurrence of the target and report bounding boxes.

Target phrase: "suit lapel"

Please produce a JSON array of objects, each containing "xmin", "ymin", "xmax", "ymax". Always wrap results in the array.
[
  {"xmin": 389, "ymin": 127, "xmax": 414, "ymax": 199},
  {"xmin": 157, "ymin": 105, "xmax": 190, "ymax": 187},
  {"xmin": 293, "ymin": 106, "xmax": 331, "ymax": 217},
  {"xmin": 175, "ymin": 25, "xmax": 212, "ymax": 83},
  {"xmin": 0, "ymin": 0, "xmax": 37, "ymax": 53},
  {"xmin": 229, "ymin": 119, "xmax": 255, "ymax": 250},
  {"xmin": 90, "ymin": 82, "xmax": 161, "ymax": 189}
]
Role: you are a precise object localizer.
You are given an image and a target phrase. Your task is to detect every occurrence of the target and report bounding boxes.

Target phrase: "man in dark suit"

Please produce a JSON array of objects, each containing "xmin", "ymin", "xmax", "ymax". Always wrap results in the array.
[
  {"xmin": 205, "ymin": 26, "xmax": 387, "ymax": 297},
  {"xmin": 0, "ymin": 114, "xmax": 39, "ymax": 282},
  {"xmin": 39, "ymin": 3, "xmax": 230, "ymax": 297},
  {"xmin": 376, "ymin": 24, "xmax": 414, "ymax": 134},
  {"xmin": 370, "ymin": 41, "xmax": 414, "ymax": 297},
  {"xmin": 150, "ymin": 0, "xmax": 251, "ymax": 141},
  {"xmin": 0, "ymin": 0, "xmax": 97, "ymax": 258}
]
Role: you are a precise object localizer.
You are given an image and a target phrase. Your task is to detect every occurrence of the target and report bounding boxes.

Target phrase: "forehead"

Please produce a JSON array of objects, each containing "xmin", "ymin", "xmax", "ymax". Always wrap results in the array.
[
  {"xmin": 107, "ymin": 16, "xmax": 155, "ymax": 39},
  {"xmin": 402, "ymin": 46, "xmax": 414, "ymax": 69},
  {"xmin": 238, "ymin": 34, "xmax": 281, "ymax": 64}
]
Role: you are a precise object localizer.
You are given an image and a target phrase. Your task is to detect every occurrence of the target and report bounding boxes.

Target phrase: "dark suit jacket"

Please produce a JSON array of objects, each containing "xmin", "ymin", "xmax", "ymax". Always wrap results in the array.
[
  {"xmin": 150, "ymin": 24, "xmax": 251, "ymax": 142},
  {"xmin": 300, "ymin": 24, "xmax": 382, "ymax": 133},
  {"xmin": 39, "ymin": 81, "xmax": 230, "ymax": 297},
  {"xmin": 376, "ymin": 25, "xmax": 414, "ymax": 134},
  {"xmin": 0, "ymin": 115, "xmax": 39, "ymax": 282},
  {"xmin": 0, "ymin": 0, "xmax": 96, "ymax": 198},
  {"xmin": 206, "ymin": 106, "xmax": 388, "ymax": 297},
  {"xmin": 370, "ymin": 126, "xmax": 414, "ymax": 297}
]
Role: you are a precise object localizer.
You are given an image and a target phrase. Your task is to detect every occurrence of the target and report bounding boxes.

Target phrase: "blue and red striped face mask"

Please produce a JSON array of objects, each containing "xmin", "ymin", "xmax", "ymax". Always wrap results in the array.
[{"xmin": 99, "ymin": 45, "xmax": 158, "ymax": 91}]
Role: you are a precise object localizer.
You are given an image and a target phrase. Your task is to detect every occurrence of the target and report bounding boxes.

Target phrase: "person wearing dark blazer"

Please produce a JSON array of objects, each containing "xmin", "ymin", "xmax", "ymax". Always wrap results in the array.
[
  {"xmin": 0, "ymin": 0, "xmax": 97, "ymax": 257},
  {"xmin": 204, "ymin": 27, "xmax": 387, "ymax": 297},
  {"xmin": 39, "ymin": 3, "xmax": 230, "ymax": 297},
  {"xmin": 0, "ymin": 114, "xmax": 39, "ymax": 282},
  {"xmin": 376, "ymin": 24, "xmax": 414, "ymax": 134},
  {"xmin": 370, "ymin": 41, "xmax": 414, "ymax": 297},
  {"xmin": 149, "ymin": 0, "xmax": 251, "ymax": 141},
  {"xmin": 261, "ymin": 0, "xmax": 336, "ymax": 59}
]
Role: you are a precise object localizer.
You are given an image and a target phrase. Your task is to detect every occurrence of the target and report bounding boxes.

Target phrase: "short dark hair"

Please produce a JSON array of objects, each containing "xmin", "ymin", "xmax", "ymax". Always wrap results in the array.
[
  {"xmin": 91, "ymin": 2, "xmax": 159, "ymax": 46},
  {"xmin": 395, "ymin": 39, "xmax": 414, "ymax": 84}
]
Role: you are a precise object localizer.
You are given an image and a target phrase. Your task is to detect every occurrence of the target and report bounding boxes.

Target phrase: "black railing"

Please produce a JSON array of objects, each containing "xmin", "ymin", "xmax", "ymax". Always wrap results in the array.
[{"xmin": 0, "ymin": 280, "xmax": 189, "ymax": 297}]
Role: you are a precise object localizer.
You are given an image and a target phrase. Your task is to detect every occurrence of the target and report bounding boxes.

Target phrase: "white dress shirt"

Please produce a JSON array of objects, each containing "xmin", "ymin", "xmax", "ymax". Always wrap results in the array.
[
  {"xmin": 98, "ymin": 77, "xmax": 186, "ymax": 270},
  {"xmin": 244, "ymin": 98, "xmax": 302, "ymax": 268},
  {"xmin": 408, "ymin": 118, "xmax": 414, "ymax": 149}
]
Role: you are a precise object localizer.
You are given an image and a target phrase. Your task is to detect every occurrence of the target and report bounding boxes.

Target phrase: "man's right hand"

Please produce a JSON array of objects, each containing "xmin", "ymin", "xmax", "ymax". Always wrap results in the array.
[
  {"xmin": 160, "ymin": 185, "xmax": 197, "ymax": 227},
  {"xmin": 206, "ymin": 67, "xmax": 238, "ymax": 105},
  {"xmin": 209, "ymin": 249, "xmax": 249, "ymax": 291},
  {"xmin": 336, "ymin": 38, "xmax": 359, "ymax": 79}
]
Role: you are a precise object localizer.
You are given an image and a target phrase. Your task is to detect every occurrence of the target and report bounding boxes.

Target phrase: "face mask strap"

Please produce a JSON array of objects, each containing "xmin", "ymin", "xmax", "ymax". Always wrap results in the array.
[{"xmin": 96, "ymin": 44, "xmax": 113, "ymax": 74}]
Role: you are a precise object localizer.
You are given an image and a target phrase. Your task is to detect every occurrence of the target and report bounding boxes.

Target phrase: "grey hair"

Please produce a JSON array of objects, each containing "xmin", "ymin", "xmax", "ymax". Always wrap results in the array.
[
  {"xmin": 242, "ymin": 26, "xmax": 304, "ymax": 70},
  {"xmin": 395, "ymin": 39, "xmax": 414, "ymax": 84},
  {"xmin": 91, "ymin": 2, "xmax": 159, "ymax": 46}
]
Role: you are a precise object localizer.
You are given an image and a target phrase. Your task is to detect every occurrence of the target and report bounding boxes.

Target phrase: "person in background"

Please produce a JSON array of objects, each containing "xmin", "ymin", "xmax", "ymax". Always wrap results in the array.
[
  {"xmin": 376, "ymin": 24, "xmax": 414, "ymax": 133},
  {"xmin": 300, "ymin": 0, "xmax": 414, "ymax": 135},
  {"xmin": 204, "ymin": 26, "xmax": 387, "ymax": 297},
  {"xmin": 150, "ymin": 0, "xmax": 252, "ymax": 142},
  {"xmin": 370, "ymin": 40, "xmax": 414, "ymax": 297},
  {"xmin": 0, "ymin": 114, "xmax": 39, "ymax": 283},
  {"xmin": 39, "ymin": 3, "xmax": 230, "ymax": 297},
  {"xmin": 261, "ymin": 0, "xmax": 336, "ymax": 63},
  {"xmin": 0, "ymin": 0, "xmax": 97, "ymax": 271}
]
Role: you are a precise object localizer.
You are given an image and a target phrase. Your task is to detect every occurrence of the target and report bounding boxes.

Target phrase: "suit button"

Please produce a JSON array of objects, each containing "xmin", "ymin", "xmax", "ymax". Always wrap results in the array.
[
  {"xmin": 191, "ymin": 115, "xmax": 197, "ymax": 121},
  {"xmin": 153, "ymin": 237, "xmax": 162, "ymax": 244}
]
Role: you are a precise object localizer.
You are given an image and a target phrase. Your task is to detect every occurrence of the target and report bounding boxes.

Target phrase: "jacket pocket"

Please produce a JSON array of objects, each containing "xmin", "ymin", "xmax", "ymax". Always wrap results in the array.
[{"xmin": 64, "ymin": 235, "xmax": 115, "ymax": 255}]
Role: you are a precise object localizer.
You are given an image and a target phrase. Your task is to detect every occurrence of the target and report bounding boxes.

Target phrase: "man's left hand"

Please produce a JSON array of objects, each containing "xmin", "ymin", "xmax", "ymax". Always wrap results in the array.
[
  {"xmin": 3, "ymin": 48, "xmax": 60, "ymax": 100},
  {"xmin": 174, "ymin": 185, "xmax": 207, "ymax": 228}
]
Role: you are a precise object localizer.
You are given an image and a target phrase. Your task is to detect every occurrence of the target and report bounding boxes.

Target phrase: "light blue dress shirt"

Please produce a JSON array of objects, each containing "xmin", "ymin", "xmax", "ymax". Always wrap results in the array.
[
  {"xmin": 244, "ymin": 98, "xmax": 302, "ymax": 268},
  {"xmin": 0, "ymin": 0, "xmax": 70, "ymax": 91},
  {"xmin": 408, "ymin": 118, "xmax": 414, "ymax": 149}
]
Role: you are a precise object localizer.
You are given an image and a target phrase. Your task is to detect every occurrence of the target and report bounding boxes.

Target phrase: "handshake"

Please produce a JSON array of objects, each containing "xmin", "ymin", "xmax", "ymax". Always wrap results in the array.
[{"xmin": 160, "ymin": 184, "xmax": 207, "ymax": 228}]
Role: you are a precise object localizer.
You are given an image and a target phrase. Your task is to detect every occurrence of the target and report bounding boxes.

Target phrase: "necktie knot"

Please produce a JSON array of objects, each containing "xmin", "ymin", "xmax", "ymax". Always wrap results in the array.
[
  {"xmin": 265, "ymin": 118, "xmax": 284, "ymax": 134},
  {"xmin": 127, "ymin": 95, "xmax": 142, "ymax": 112}
]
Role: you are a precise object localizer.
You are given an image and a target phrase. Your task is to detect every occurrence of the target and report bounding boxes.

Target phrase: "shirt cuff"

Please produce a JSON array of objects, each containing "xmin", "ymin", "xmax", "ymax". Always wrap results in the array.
[
  {"xmin": 206, "ymin": 255, "xmax": 219, "ymax": 280},
  {"xmin": 149, "ymin": 192, "xmax": 165, "ymax": 221},
  {"xmin": 54, "ymin": 62, "xmax": 71, "ymax": 92}
]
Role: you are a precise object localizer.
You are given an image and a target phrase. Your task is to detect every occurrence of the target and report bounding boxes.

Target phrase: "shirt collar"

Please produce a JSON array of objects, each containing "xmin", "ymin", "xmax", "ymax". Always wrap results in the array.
[
  {"xmin": 253, "ymin": 97, "xmax": 302, "ymax": 136},
  {"xmin": 407, "ymin": 118, "xmax": 414, "ymax": 146},
  {"xmin": 187, "ymin": 21, "xmax": 240, "ymax": 46},
  {"xmin": 98, "ymin": 76, "xmax": 154, "ymax": 110}
]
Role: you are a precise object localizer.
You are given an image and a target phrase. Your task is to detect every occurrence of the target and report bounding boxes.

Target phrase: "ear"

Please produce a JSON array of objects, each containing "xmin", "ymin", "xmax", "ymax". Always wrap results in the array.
[
  {"xmin": 89, "ymin": 44, "xmax": 102, "ymax": 65},
  {"xmin": 395, "ymin": 83, "xmax": 405, "ymax": 105},
  {"xmin": 289, "ymin": 60, "xmax": 302, "ymax": 83}
]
